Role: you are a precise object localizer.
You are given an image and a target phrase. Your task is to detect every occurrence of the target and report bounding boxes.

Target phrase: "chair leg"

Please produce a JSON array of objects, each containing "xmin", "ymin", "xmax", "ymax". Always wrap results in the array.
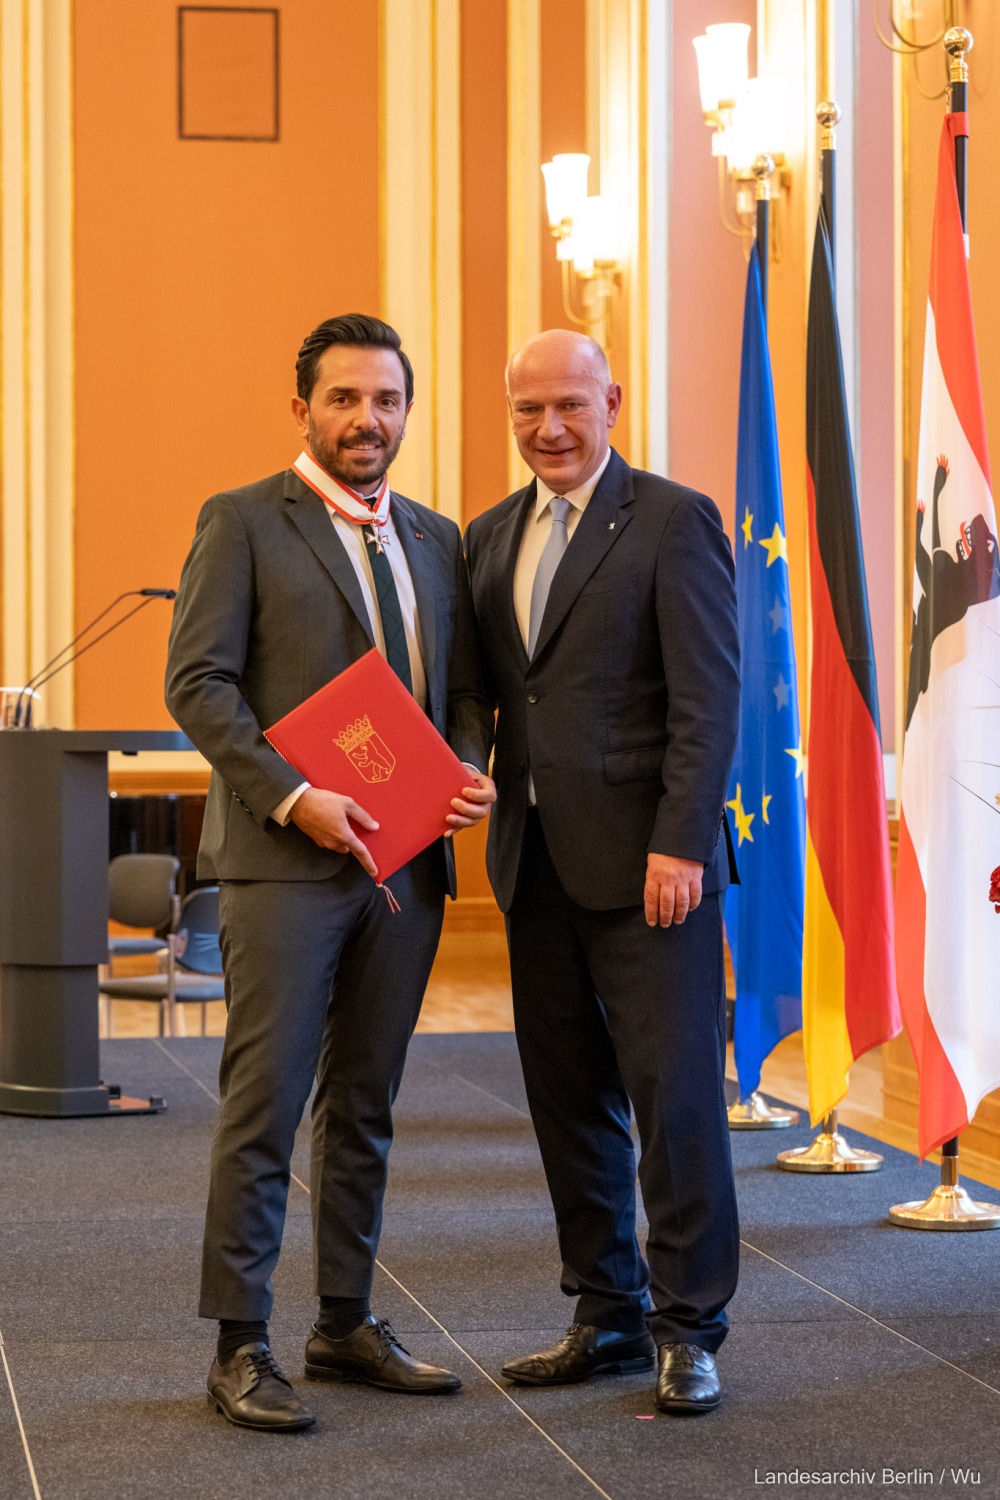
[{"xmin": 201, "ymin": 1000, "xmax": 207, "ymax": 1037}]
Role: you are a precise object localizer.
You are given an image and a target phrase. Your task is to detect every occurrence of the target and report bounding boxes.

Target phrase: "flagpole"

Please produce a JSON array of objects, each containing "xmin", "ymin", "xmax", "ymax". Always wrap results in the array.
[
  {"xmin": 754, "ymin": 154, "xmax": 773, "ymax": 318},
  {"xmin": 889, "ymin": 25, "xmax": 1000, "ymax": 1231},
  {"xmin": 777, "ymin": 98, "xmax": 883, "ymax": 1175},
  {"xmin": 817, "ymin": 103, "xmax": 840, "ymax": 257},
  {"xmin": 726, "ymin": 149, "xmax": 803, "ymax": 1135},
  {"xmin": 946, "ymin": 28, "xmax": 969, "ymax": 236}
]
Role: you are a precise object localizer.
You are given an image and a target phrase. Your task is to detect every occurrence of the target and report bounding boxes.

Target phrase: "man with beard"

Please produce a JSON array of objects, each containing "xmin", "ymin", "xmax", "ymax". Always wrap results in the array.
[{"xmin": 166, "ymin": 314, "xmax": 495, "ymax": 1432}]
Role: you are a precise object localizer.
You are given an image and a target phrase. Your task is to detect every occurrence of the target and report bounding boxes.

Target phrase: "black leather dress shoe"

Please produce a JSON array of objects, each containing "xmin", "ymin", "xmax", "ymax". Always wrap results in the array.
[
  {"xmin": 207, "ymin": 1342, "xmax": 316, "ymax": 1432},
  {"xmin": 654, "ymin": 1342, "xmax": 721, "ymax": 1414},
  {"xmin": 304, "ymin": 1317, "xmax": 461, "ymax": 1393},
  {"xmin": 501, "ymin": 1323, "xmax": 655, "ymax": 1386}
]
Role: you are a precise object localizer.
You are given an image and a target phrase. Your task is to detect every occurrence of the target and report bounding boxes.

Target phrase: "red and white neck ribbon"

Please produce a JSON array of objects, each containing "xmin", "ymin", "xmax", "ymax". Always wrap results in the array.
[{"xmin": 292, "ymin": 450, "xmax": 390, "ymax": 529}]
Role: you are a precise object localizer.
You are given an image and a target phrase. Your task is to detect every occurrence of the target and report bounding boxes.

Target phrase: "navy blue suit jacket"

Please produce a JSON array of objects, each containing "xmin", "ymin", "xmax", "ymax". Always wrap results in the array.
[{"xmin": 464, "ymin": 449, "xmax": 740, "ymax": 913}]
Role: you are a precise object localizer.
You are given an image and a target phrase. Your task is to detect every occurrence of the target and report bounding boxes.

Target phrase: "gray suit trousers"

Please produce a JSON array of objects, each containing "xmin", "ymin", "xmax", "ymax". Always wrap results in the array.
[{"xmin": 198, "ymin": 847, "xmax": 446, "ymax": 1321}]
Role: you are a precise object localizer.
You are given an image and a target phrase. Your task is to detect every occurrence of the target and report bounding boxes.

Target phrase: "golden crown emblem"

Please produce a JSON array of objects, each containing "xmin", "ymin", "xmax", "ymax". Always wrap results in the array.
[{"xmin": 334, "ymin": 716, "xmax": 375, "ymax": 754}]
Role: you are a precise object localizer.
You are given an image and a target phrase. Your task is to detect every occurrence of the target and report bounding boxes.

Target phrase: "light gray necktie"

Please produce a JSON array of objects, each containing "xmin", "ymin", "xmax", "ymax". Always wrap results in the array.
[{"xmin": 528, "ymin": 497, "xmax": 570, "ymax": 657}]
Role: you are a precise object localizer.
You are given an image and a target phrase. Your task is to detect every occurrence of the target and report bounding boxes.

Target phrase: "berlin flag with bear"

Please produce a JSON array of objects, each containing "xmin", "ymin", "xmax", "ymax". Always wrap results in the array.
[{"xmin": 895, "ymin": 110, "xmax": 1000, "ymax": 1159}]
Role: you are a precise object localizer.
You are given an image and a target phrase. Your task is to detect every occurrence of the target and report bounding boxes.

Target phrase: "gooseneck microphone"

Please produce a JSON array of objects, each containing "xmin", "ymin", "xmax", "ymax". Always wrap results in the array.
[{"xmin": 15, "ymin": 588, "xmax": 177, "ymax": 727}]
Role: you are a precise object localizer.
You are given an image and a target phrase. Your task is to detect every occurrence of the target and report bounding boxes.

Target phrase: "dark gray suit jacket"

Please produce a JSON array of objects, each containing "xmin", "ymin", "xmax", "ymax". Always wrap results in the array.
[
  {"xmin": 166, "ymin": 468, "xmax": 493, "ymax": 894},
  {"xmin": 464, "ymin": 449, "xmax": 740, "ymax": 913}
]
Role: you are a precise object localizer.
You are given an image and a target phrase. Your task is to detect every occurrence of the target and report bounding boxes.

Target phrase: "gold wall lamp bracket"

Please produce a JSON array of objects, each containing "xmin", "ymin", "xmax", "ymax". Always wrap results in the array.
[{"xmin": 694, "ymin": 24, "xmax": 791, "ymax": 262}]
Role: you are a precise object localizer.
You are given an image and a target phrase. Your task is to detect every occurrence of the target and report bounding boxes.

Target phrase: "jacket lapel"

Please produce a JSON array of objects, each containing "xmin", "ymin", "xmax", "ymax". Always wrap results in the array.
[
  {"xmin": 489, "ymin": 481, "xmax": 537, "ymax": 671},
  {"xmin": 282, "ymin": 471, "xmax": 375, "ymax": 646},
  {"xmin": 390, "ymin": 493, "xmax": 437, "ymax": 671},
  {"xmin": 530, "ymin": 449, "xmax": 635, "ymax": 663}
]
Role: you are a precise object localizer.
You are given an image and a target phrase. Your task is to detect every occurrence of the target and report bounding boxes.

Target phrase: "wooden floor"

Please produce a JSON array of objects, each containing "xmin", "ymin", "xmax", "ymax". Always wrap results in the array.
[
  {"xmin": 101, "ymin": 931, "xmax": 516, "ymax": 1040},
  {"xmin": 101, "ymin": 929, "xmax": 1000, "ymax": 1192}
]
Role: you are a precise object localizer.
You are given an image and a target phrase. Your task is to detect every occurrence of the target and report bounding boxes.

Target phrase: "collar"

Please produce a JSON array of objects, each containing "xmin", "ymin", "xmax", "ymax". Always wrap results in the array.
[
  {"xmin": 292, "ymin": 449, "xmax": 390, "ymax": 527},
  {"xmin": 533, "ymin": 446, "xmax": 612, "ymax": 520}
]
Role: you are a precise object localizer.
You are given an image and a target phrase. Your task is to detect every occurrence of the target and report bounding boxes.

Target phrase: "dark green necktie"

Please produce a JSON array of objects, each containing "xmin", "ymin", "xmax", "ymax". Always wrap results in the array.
[{"xmin": 364, "ymin": 529, "xmax": 413, "ymax": 694}]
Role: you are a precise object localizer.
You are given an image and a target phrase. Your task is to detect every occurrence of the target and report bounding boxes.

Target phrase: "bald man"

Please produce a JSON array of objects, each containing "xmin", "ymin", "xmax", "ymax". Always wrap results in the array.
[{"xmin": 464, "ymin": 331, "xmax": 741, "ymax": 1414}]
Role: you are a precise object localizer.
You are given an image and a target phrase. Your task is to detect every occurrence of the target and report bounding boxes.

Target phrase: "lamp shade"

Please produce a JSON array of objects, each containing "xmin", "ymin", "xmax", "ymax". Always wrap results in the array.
[
  {"xmin": 725, "ymin": 77, "xmax": 782, "ymax": 172},
  {"xmin": 692, "ymin": 23, "xmax": 750, "ymax": 113},
  {"xmin": 571, "ymin": 196, "xmax": 620, "ymax": 274},
  {"xmin": 541, "ymin": 153, "xmax": 590, "ymax": 229}
]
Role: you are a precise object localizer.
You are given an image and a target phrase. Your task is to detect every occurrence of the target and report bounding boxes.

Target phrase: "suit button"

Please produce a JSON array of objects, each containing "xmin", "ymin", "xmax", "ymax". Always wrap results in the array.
[{"xmin": 526, "ymin": 691, "xmax": 539, "ymax": 704}]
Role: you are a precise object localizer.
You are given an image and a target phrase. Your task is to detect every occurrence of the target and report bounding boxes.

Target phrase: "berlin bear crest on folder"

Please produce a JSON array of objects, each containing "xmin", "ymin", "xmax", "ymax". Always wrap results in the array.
[
  {"xmin": 334, "ymin": 715, "xmax": 396, "ymax": 783},
  {"xmin": 265, "ymin": 648, "xmax": 470, "ymax": 884}
]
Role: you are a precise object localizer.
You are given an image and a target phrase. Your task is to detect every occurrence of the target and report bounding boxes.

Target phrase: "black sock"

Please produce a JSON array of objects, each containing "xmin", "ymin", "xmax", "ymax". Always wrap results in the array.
[
  {"xmin": 317, "ymin": 1296, "xmax": 370, "ymax": 1340},
  {"xmin": 217, "ymin": 1318, "xmax": 268, "ymax": 1364}
]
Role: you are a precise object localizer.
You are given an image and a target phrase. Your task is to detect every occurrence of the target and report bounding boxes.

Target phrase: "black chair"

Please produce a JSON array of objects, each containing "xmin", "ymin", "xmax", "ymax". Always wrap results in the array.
[
  {"xmin": 103, "ymin": 854, "xmax": 180, "ymax": 1035},
  {"xmin": 107, "ymin": 852, "xmax": 179, "ymax": 959},
  {"xmin": 99, "ymin": 885, "xmax": 225, "ymax": 1037}
]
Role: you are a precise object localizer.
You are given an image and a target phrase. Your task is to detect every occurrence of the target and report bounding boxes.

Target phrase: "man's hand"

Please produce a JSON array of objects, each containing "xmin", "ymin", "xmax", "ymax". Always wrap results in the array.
[
  {"xmin": 445, "ymin": 769, "xmax": 497, "ymax": 835},
  {"xmin": 290, "ymin": 788, "xmax": 379, "ymax": 879},
  {"xmin": 644, "ymin": 853, "xmax": 704, "ymax": 928}
]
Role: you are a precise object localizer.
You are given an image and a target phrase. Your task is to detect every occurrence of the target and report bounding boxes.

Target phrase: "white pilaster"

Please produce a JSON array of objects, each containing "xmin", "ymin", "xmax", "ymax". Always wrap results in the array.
[
  {"xmin": 381, "ymin": 0, "xmax": 462, "ymax": 521},
  {"xmin": 1, "ymin": 0, "xmax": 74, "ymax": 725}
]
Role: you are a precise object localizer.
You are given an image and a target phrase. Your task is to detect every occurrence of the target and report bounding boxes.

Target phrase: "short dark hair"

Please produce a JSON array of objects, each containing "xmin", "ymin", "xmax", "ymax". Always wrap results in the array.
[{"xmin": 295, "ymin": 314, "xmax": 414, "ymax": 406}]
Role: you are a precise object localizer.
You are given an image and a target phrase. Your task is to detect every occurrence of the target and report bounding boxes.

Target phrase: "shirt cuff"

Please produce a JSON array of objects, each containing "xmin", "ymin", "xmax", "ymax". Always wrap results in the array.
[
  {"xmin": 271, "ymin": 782, "xmax": 310, "ymax": 826},
  {"xmin": 460, "ymin": 761, "xmax": 484, "ymax": 777}
]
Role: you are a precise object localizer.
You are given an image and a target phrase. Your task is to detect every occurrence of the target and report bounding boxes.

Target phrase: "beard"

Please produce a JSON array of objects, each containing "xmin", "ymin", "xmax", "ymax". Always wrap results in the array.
[{"xmin": 308, "ymin": 422, "xmax": 404, "ymax": 494}]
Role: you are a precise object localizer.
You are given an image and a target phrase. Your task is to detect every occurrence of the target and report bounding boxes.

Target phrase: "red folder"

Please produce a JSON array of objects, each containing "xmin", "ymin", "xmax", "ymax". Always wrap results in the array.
[{"xmin": 264, "ymin": 649, "xmax": 470, "ymax": 882}]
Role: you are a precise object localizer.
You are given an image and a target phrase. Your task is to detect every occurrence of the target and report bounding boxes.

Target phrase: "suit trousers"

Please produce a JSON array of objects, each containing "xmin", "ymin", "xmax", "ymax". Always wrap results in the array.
[
  {"xmin": 198, "ymin": 846, "xmax": 446, "ymax": 1321},
  {"xmin": 506, "ymin": 810, "xmax": 739, "ymax": 1351}
]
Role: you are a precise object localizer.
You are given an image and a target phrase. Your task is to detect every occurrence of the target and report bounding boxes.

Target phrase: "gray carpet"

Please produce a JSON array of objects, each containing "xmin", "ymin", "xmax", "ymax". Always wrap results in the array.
[{"xmin": 1, "ymin": 1033, "xmax": 998, "ymax": 1500}]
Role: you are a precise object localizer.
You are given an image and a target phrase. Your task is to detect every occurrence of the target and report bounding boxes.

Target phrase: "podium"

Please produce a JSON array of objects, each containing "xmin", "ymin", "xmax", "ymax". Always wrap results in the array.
[{"xmin": 0, "ymin": 730, "xmax": 193, "ymax": 1117}]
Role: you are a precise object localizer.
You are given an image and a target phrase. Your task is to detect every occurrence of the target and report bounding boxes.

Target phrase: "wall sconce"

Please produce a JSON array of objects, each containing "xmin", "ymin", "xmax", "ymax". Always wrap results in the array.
[
  {"xmin": 692, "ymin": 25, "xmax": 791, "ymax": 259},
  {"xmin": 540, "ymin": 153, "xmax": 622, "ymax": 352}
]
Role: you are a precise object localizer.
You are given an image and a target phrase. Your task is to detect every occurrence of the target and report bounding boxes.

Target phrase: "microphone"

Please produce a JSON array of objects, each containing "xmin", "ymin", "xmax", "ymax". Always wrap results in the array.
[{"xmin": 15, "ymin": 588, "xmax": 177, "ymax": 727}]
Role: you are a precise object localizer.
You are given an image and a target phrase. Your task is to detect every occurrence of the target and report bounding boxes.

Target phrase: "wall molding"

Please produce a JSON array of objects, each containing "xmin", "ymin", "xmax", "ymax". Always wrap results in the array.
[
  {"xmin": 1, "ymin": 0, "xmax": 74, "ymax": 724},
  {"xmin": 381, "ymin": 0, "xmax": 462, "ymax": 521},
  {"xmin": 506, "ymin": 0, "xmax": 540, "ymax": 492}
]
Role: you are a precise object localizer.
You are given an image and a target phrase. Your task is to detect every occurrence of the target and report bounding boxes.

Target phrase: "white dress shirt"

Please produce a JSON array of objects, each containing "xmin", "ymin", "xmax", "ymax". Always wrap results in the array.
[
  {"xmin": 271, "ymin": 495, "xmax": 428, "ymax": 825},
  {"xmin": 512, "ymin": 447, "xmax": 611, "ymax": 804},
  {"xmin": 512, "ymin": 447, "xmax": 612, "ymax": 649}
]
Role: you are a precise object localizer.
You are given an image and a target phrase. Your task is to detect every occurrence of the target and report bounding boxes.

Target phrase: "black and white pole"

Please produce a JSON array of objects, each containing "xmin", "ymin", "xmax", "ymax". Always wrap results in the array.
[
  {"xmin": 889, "ymin": 28, "xmax": 1000, "ymax": 1229},
  {"xmin": 776, "ymin": 101, "xmax": 883, "ymax": 1174}
]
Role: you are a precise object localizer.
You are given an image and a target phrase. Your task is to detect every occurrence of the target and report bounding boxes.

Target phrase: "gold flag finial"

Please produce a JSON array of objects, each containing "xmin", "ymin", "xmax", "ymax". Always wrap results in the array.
[
  {"xmin": 816, "ymin": 102, "xmax": 841, "ymax": 154},
  {"xmin": 752, "ymin": 154, "xmax": 775, "ymax": 203},
  {"xmin": 944, "ymin": 27, "xmax": 973, "ymax": 86}
]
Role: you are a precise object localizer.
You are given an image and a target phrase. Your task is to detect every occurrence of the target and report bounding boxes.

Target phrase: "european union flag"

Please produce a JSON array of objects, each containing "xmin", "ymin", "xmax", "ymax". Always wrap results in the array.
[{"xmin": 724, "ymin": 244, "xmax": 806, "ymax": 1100}]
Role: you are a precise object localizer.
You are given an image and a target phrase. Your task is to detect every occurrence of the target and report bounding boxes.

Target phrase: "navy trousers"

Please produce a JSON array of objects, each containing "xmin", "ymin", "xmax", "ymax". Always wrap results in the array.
[{"xmin": 506, "ymin": 810, "xmax": 739, "ymax": 1351}]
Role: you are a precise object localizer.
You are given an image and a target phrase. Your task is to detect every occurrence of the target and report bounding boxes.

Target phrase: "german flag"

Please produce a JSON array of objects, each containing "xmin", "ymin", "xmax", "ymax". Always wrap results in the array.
[{"xmin": 803, "ymin": 204, "xmax": 901, "ymax": 1124}]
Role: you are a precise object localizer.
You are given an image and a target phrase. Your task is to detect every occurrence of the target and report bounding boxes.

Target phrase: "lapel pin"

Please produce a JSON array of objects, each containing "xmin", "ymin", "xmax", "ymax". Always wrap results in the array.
[
  {"xmin": 609, "ymin": 522, "xmax": 615, "ymax": 531},
  {"xmin": 415, "ymin": 532, "xmax": 424, "ymax": 540}
]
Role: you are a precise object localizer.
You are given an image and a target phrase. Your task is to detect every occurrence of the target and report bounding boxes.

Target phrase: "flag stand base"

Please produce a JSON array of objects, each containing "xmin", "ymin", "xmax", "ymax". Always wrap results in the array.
[
  {"xmin": 776, "ymin": 1109, "xmax": 882, "ymax": 1172},
  {"xmin": 890, "ymin": 1154, "xmax": 1000, "ymax": 1230},
  {"xmin": 728, "ymin": 1092, "xmax": 799, "ymax": 1130}
]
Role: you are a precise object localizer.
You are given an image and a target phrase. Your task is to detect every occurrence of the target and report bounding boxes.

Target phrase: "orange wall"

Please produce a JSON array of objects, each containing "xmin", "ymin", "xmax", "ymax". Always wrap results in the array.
[
  {"xmin": 460, "ymin": 0, "xmax": 509, "ymax": 523},
  {"xmin": 73, "ymin": 0, "xmax": 380, "ymax": 728}
]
